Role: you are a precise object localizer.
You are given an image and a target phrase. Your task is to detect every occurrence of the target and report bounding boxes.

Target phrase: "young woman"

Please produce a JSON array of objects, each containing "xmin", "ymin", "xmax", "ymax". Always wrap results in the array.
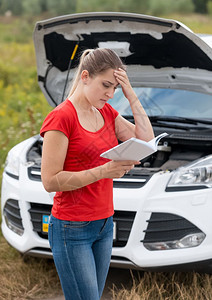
[{"xmin": 40, "ymin": 48, "xmax": 154, "ymax": 300}]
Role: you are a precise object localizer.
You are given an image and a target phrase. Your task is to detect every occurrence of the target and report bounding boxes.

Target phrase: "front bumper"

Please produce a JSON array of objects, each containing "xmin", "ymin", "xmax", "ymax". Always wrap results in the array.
[{"xmin": 2, "ymin": 167, "xmax": 212, "ymax": 273}]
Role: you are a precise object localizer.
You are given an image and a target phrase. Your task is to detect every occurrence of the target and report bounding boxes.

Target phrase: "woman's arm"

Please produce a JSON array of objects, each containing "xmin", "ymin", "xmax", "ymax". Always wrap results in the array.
[
  {"xmin": 41, "ymin": 130, "xmax": 139, "ymax": 192},
  {"xmin": 114, "ymin": 68, "xmax": 154, "ymax": 142}
]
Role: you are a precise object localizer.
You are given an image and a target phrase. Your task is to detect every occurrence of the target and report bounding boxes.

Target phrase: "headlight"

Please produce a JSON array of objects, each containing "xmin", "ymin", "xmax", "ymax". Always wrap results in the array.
[
  {"xmin": 166, "ymin": 155, "xmax": 212, "ymax": 191},
  {"xmin": 4, "ymin": 150, "xmax": 20, "ymax": 180}
]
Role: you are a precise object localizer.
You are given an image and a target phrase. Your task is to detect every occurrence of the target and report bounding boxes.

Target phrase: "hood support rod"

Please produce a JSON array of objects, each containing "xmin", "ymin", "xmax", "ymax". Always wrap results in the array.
[{"xmin": 61, "ymin": 38, "xmax": 80, "ymax": 103}]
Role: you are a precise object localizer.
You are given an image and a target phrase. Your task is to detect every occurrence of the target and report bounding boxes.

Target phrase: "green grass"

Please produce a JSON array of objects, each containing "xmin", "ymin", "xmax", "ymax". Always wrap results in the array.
[
  {"xmin": 0, "ymin": 32, "xmax": 51, "ymax": 183},
  {"xmin": 160, "ymin": 13, "xmax": 212, "ymax": 33}
]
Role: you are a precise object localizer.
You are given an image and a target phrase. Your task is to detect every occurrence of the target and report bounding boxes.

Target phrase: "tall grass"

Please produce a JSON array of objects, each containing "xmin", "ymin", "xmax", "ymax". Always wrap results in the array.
[
  {"xmin": 161, "ymin": 13, "xmax": 212, "ymax": 34},
  {"xmin": 0, "ymin": 18, "xmax": 51, "ymax": 183},
  {"xmin": 0, "ymin": 235, "xmax": 62, "ymax": 299},
  {"xmin": 112, "ymin": 271, "xmax": 212, "ymax": 300}
]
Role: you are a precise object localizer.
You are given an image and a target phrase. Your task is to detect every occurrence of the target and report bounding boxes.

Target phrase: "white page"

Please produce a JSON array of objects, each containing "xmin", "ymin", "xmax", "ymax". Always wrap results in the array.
[
  {"xmin": 148, "ymin": 132, "xmax": 169, "ymax": 149},
  {"xmin": 100, "ymin": 132, "xmax": 168, "ymax": 161}
]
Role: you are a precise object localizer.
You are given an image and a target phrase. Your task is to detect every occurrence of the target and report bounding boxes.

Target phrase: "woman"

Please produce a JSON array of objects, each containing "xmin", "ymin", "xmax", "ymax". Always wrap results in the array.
[{"xmin": 40, "ymin": 48, "xmax": 154, "ymax": 300}]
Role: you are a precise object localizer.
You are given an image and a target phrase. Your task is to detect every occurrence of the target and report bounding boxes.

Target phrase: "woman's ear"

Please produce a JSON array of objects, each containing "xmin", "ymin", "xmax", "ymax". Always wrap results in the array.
[{"xmin": 81, "ymin": 70, "xmax": 89, "ymax": 84}]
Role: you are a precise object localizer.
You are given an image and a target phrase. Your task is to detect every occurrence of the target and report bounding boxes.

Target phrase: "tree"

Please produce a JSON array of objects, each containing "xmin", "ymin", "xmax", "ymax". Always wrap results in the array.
[
  {"xmin": 46, "ymin": 0, "xmax": 76, "ymax": 16},
  {"xmin": 192, "ymin": 0, "xmax": 209, "ymax": 13},
  {"xmin": 119, "ymin": 0, "xmax": 149, "ymax": 13},
  {"xmin": 0, "ymin": 0, "xmax": 23, "ymax": 15},
  {"xmin": 207, "ymin": 0, "xmax": 212, "ymax": 15},
  {"xmin": 147, "ymin": 0, "xmax": 194, "ymax": 16},
  {"xmin": 22, "ymin": 0, "xmax": 43, "ymax": 15}
]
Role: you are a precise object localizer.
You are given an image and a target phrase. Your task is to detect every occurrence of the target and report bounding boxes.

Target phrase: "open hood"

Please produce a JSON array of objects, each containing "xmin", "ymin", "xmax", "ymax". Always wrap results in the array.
[{"xmin": 33, "ymin": 12, "xmax": 212, "ymax": 107}]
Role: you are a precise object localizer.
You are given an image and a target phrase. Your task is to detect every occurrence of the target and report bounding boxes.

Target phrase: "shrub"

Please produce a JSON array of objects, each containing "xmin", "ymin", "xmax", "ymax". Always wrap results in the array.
[
  {"xmin": 207, "ymin": 1, "xmax": 212, "ymax": 15},
  {"xmin": 0, "ymin": 40, "xmax": 51, "ymax": 182},
  {"xmin": 148, "ymin": 0, "xmax": 194, "ymax": 16}
]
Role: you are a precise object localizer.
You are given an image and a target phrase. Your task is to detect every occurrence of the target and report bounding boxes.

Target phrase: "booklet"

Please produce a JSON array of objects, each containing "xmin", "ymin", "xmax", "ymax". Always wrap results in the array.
[{"xmin": 100, "ymin": 132, "xmax": 168, "ymax": 161}]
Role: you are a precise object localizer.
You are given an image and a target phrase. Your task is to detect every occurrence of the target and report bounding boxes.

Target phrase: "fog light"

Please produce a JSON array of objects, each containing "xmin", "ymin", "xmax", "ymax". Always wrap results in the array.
[
  {"xmin": 4, "ymin": 213, "xmax": 24, "ymax": 236},
  {"xmin": 144, "ymin": 232, "xmax": 205, "ymax": 251}
]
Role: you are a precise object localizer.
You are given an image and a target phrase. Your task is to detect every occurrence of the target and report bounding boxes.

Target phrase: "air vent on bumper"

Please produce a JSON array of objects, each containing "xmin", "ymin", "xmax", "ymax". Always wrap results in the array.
[
  {"xmin": 28, "ymin": 203, "xmax": 52, "ymax": 239},
  {"xmin": 142, "ymin": 212, "xmax": 205, "ymax": 250},
  {"xmin": 3, "ymin": 199, "xmax": 24, "ymax": 236},
  {"xmin": 113, "ymin": 211, "xmax": 136, "ymax": 247},
  {"xmin": 28, "ymin": 203, "xmax": 136, "ymax": 248}
]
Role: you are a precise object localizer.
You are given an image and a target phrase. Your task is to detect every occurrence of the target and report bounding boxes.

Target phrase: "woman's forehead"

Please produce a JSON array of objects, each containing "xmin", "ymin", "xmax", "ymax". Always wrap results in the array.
[{"xmin": 98, "ymin": 69, "xmax": 118, "ymax": 85}]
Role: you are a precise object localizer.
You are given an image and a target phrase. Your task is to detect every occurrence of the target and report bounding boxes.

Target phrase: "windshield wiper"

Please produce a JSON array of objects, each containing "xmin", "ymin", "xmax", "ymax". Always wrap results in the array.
[
  {"xmin": 123, "ymin": 115, "xmax": 194, "ymax": 130},
  {"xmin": 122, "ymin": 115, "xmax": 212, "ymax": 130},
  {"xmin": 149, "ymin": 116, "xmax": 197, "ymax": 124},
  {"xmin": 149, "ymin": 116, "xmax": 212, "ymax": 126},
  {"xmin": 184, "ymin": 117, "xmax": 212, "ymax": 125}
]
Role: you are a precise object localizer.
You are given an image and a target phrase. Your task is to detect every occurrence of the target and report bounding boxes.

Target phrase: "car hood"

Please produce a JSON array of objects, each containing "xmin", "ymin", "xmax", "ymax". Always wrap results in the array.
[{"xmin": 33, "ymin": 12, "xmax": 212, "ymax": 107}]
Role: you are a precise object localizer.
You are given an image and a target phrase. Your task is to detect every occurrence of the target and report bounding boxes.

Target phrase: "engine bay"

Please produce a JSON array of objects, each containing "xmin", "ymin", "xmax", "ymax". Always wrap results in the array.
[{"xmin": 27, "ymin": 129, "xmax": 212, "ymax": 182}]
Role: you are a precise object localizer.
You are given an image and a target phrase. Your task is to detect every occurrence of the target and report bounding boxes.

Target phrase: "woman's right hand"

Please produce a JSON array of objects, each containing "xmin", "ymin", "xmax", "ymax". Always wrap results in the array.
[{"xmin": 102, "ymin": 160, "xmax": 140, "ymax": 179}]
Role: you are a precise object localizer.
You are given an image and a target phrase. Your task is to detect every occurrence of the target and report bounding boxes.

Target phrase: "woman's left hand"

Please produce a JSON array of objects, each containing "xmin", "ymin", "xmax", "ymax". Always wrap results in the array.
[{"xmin": 114, "ymin": 68, "xmax": 137, "ymax": 101}]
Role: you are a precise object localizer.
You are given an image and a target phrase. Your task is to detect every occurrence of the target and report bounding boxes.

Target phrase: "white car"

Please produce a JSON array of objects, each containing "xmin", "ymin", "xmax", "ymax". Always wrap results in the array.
[{"xmin": 1, "ymin": 12, "xmax": 212, "ymax": 273}]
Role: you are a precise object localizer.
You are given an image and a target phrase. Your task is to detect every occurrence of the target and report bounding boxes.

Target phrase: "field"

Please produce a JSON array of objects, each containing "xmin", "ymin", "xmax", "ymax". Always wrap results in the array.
[{"xmin": 0, "ymin": 13, "xmax": 212, "ymax": 299}]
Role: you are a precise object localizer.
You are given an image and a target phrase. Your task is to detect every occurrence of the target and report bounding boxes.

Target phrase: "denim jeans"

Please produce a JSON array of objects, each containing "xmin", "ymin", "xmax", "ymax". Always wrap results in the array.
[{"xmin": 48, "ymin": 215, "xmax": 113, "ymax": 300}]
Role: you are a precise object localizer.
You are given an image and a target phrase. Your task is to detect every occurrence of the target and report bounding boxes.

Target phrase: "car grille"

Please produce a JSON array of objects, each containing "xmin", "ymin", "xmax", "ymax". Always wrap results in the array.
[
  {"xmin": 28, "ymin": 166, "xmax": 41, "ymax": 181},
  {"xmin": 142, "ymin": 212, "xmax": 202, "ymax": 243},
  {"xmin": 27, "ymin": 166, "xmax": 152, "ymax": 189},
  {"xmin": 28, "ymin": 203, "xmax": 136, "ymax": 247},
  {"xmin": 113, "ymin": 211, "xmax": 136, "ymax": 247},
  {"xmin": 113, "ymin": 174, "xmax": 151, "ymax": 188},
  {"xmin": 3, "ymin": 199, "xmax": 24, "ymax": 230},
  {"xmin": 28, "ymin": 203, "xmax": 52, "ymax": 239}
]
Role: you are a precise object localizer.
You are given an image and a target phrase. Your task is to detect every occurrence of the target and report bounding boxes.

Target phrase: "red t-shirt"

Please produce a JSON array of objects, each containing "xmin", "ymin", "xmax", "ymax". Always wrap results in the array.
[{"xmin": 40, "ymin": 99, "xmax": 119, "ymax": 221}]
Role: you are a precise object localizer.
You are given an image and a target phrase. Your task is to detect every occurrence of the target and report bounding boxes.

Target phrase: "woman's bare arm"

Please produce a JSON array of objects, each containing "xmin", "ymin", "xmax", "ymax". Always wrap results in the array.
[
  {"xmin": 41, "ymin": 130, "xmax": 139, "ymax": 192},
  {"xmin": 114, "ymin": 68, "xmax": 154, "ymax": 142}
]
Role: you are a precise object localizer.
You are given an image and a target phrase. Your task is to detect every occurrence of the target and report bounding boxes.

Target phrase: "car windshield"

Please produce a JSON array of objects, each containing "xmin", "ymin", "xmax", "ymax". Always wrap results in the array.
[{"xmin": 108, "ymin": 87, "xmax": 212, "ymax": 120}]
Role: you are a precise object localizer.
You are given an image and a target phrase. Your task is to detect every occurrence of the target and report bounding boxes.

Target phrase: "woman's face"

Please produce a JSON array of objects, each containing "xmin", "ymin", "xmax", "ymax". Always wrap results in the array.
[{"xmin": 82, "ymin": 68, "xmax": 119, "ymax": 109}]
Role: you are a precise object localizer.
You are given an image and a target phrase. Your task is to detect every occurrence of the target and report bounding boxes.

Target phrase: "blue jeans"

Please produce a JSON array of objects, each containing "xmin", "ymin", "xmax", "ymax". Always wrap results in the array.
[{"xmin": 48, "ymin": 215, "xmax": 113, "ymax": 300}]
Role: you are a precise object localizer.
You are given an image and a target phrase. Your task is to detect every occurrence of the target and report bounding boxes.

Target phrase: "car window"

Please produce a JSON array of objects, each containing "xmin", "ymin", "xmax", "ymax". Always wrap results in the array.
[{"xmin": 108, "ymin": 87, "xmax": 212, "ymax": 119}]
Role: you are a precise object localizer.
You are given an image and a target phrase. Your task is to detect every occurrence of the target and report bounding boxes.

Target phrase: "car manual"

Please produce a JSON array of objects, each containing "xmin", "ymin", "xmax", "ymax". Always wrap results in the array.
[{"xmin": 100, "ymin": 132, "xmax": 168, "ymax": 161}]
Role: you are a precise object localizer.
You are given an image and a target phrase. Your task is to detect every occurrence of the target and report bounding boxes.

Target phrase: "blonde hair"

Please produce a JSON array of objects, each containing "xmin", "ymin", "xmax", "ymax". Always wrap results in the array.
[{"xmin": 68, "ymin": 48, "xmax": 125, "ymax": 97}]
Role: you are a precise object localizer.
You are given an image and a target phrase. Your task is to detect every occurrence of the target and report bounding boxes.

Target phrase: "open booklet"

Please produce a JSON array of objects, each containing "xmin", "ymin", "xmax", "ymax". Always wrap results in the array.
[{"xmin": 100, "ymin": 132, "xmax": 168, "ymax": 161}]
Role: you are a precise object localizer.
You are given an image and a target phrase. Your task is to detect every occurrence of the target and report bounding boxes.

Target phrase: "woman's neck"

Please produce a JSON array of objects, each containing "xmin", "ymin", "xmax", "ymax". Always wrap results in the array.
[{"xmin": 68, "ymin": 88, "xmax": 94, "ymax": 112}]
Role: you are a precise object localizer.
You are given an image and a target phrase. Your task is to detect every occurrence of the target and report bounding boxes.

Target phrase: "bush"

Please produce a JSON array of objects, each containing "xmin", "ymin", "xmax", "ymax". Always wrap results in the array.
[
  {"xmin": 0, "ymin": 39, "xmax": 51, "ymax": 182},
  {"xmin": 192, "ymin": 0, "xmax": 209, "ymax": 14},
  {"xmin": 207, "ymin": 1, "xmax": 212, "ymax": 15},
  {"xmin": 148, "ymin": 0, "xmax": 194, "ymax": 16}
]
